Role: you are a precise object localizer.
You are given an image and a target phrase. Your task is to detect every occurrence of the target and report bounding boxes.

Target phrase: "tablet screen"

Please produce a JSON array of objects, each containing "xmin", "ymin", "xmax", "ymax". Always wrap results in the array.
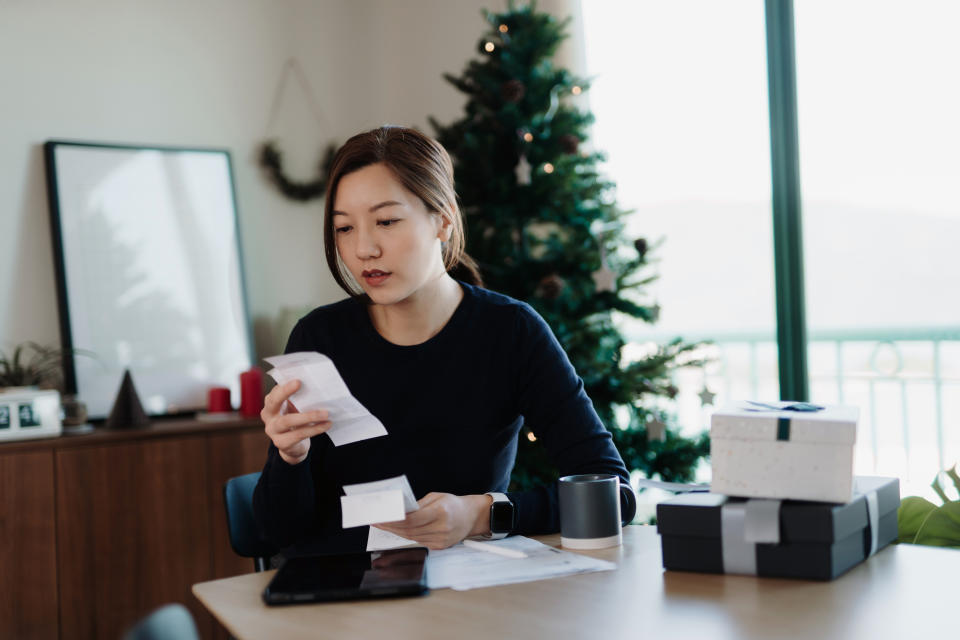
[{"xmin": 263, "ymin": 547, "xmax": 429, "ymax": 604}]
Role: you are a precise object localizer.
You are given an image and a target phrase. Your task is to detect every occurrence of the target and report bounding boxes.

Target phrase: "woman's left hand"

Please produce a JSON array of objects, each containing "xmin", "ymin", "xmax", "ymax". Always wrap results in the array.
[{"xmin": 374, "ymin": 492, "xmax": 491, "ymax": 550}]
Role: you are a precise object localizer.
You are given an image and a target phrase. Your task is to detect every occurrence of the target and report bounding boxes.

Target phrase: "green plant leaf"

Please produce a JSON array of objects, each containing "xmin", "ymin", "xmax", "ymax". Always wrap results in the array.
[
  {"xmin": 897, "ymin": 496, "xmax": 938, "ymax": 544},
  {"xmin": 945, "ymin": 465, "xmax": 960, "ymax": 499},
  {"xmin": 914, "ymin": 502, "xmax": 960, "ymax": 548},
  {"xmin": 0, "ymin": 342, "xmax": 75, "ymax": 389},
  {"xmin": 932, "ymin": 474, "xmax": 951, "ymax": 504}
]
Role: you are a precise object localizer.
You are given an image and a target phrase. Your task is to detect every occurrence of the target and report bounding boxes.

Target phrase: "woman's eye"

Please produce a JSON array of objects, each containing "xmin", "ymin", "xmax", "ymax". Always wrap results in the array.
[
  {"xmin": 378, "ymin": 218, "xmax": 401, "ymax": 227},
  {"xmin": 335, "ymin": 226, "xmax": 352, "ymax": 234}
]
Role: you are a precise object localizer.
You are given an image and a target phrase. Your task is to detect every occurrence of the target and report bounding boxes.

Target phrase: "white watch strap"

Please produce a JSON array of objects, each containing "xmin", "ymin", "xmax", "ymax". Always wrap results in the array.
[{"xmin": 484, "ymin": 492, "xmax": 511, "ymax": 540}]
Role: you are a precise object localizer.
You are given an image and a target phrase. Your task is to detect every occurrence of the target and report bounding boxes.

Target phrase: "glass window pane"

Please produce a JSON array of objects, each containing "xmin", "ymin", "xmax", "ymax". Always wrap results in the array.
[
  {"xmin": 583, "ymin": 1, "xmax": 778, "ymax": 438},
  {"xmin": 795, "ymin": 0, "xmax": 960, "ymax": 499}
]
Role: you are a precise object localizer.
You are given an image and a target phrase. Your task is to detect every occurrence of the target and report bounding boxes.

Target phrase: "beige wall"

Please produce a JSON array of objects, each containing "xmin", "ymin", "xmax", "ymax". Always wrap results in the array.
[{"xmin": 0, "ymin": 0, "xmax": 581, "ymax": 358}]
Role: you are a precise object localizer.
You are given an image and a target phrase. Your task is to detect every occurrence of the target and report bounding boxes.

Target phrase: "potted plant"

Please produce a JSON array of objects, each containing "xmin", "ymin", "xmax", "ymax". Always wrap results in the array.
[
  {"xmin": 898, "ymin": 465, "xmax": 960, "ymax": 548},
  {"xmin": 0, "ymin": 341, "xmax": 68, "ymax": 390},
  {"xmin": 0, "ymin": 342, "xmax": 96, "ymax": 431}
]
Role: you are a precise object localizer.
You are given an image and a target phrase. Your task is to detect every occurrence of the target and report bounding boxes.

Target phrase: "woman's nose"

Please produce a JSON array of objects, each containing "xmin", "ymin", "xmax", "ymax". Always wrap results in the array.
[{"xmin": 355, "ymin": 228, "xmax": 381, "ymax": 259}]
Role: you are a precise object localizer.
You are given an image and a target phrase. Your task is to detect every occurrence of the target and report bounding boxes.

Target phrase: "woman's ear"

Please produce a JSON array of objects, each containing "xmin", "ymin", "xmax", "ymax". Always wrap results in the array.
[{"xmin": 436, "ymin": 210, "xmax": 454, "ymax": 242}]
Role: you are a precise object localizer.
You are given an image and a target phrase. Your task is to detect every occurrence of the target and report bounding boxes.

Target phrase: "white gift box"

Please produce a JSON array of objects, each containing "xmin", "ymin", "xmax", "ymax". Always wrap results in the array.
[{"xmin": 710, "ymin": 401, "xmax": 859, "ymax": 503}]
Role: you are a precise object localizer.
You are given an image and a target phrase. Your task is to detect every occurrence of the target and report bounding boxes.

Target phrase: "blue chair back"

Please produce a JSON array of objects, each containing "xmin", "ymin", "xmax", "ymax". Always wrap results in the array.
[
  {"xmin": 223, "ymin": 471, "xmax": 278, "ymax": 571},
  {"xmin": 122, "ymin": 604, "xmax": 198, "ymax": 640}
]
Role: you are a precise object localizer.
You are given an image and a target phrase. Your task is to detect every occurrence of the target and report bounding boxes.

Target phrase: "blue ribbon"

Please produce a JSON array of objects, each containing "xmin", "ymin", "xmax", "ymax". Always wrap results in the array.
[
  {"xmin": 745, "ymin": 401, "xmax": 825, "ymax": 412},
  {"xmin": 744, "ymin": 402, "xmax": 825, "ymax": 441},
  {"xmin": 777, "ymin": 418, "xmax": 790, "ymax": 441}
]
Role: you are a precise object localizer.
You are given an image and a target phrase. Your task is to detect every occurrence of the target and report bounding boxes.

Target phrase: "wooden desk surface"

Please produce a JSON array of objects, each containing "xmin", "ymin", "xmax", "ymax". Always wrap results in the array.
[{"xmin": 193, "ymin": 525, "xmax": 958, "ymax": 640}]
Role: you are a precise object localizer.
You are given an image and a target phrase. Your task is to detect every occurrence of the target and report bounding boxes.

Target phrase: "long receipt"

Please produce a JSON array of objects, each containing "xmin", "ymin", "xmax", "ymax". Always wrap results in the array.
[
  {"xmin": 341, "ymin": 474, "xmax": 418, "ymax": 527},
  {"xmin": 341, "ymin": 475, "xmax": 420, "ymax": 551},
  {"xmin": 264, "ymin": 351, "xmax": 387, "ymax": 446}
]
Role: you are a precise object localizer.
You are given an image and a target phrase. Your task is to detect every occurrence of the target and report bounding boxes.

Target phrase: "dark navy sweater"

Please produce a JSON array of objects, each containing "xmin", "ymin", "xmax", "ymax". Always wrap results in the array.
[{"xmin": 253, "ymin": 282, "xmax": 636, "ymax": 553}]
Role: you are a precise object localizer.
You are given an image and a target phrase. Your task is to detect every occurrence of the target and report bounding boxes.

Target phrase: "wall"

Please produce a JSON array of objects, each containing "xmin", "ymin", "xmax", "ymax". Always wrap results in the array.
[{"xmin": 0, "ymin": 0, "xmax": 579, "ymax": 359}]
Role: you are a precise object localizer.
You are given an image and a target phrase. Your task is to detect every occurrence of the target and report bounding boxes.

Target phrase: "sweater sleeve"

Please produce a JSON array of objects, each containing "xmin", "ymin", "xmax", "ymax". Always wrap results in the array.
[
  {"xmin": 252, "ymin": 319, "xmax": 338, "ymax": 550},
  {"xmin": 505, "ymin": 305, "xmax": 637, "ymax": 535}
]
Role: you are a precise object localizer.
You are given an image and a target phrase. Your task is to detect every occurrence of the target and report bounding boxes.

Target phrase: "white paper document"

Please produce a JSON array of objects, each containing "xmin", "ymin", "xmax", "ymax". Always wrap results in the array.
[
  {"xmin": 341, "ymin": 490, "xmax": 406, "ymax": 528},
  {"xmin": 264, "ymin": 351, "xmax": 387, "ymax": 446},
  {"xmin": 366, "ymin": 527, "xmax": 420, "ymax": 551},
  {"xmin": 426, "ymin": 536, "xmax": 617, "ymax": 591},
  {"xmin": 341, "ymin": 475, "xmax": 421, "ymax": 549},
  {"xmin": 343, "ymin": 475, "xmax": 419, "ymax": 511}
]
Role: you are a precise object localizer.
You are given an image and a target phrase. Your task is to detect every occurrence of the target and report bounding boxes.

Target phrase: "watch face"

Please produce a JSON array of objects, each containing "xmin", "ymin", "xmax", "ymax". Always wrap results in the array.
[{"xmin": 490, "ymin": 500, "xmax": 515, "ymax": 533}]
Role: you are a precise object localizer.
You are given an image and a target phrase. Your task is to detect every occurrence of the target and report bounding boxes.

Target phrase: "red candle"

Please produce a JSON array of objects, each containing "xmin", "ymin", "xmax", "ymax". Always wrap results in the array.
[
  {"xmin": 240, "ymin": 367, "xmax": 263, "ymax": 418},
  {"xmin": 208, "ymin": 387, "xmax": 231, "ymax": 413}
]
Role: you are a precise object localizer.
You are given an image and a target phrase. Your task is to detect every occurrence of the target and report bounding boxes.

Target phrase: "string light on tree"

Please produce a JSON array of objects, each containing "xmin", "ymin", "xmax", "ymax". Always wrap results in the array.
[
  {"xmin": 484, "ymin": 41, "xmax": 495, "ymax": 52},
  {"xmin": 432, "ymin": 3, "xmax": 710, "ymax": 490}
]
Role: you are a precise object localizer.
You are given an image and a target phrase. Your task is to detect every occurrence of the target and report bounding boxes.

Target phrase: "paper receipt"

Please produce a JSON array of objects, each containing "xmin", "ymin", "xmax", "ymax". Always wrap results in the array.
[
  {"xmin": 340, "ymin": 474, "xmax": 419, "ymax": 529},
  {"xmin": 264, "ymin": 351, "xmax": 387, "ymax": 446}
]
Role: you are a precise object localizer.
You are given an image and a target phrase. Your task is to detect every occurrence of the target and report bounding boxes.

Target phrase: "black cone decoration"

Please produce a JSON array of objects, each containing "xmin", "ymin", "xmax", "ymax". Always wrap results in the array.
[{"xmin": 105, "ymin": 369, "xmax": 151, "ymax": 429}]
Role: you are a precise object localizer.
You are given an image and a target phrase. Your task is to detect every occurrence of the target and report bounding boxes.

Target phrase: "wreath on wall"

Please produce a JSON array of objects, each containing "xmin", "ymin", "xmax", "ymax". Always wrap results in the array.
[
  {"xmin": 258, "ymin": 58, "xmax": 337, "ymax": 202},
  {"xmin": 258, "ymin": 139, "xmax": 336, "ymax": 202}
]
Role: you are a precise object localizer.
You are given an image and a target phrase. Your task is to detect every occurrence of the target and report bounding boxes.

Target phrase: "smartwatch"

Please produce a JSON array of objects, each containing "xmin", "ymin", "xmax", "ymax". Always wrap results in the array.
[{"xmin": 485, "ymin": 492, "xmax": 516, "ymax": 540}]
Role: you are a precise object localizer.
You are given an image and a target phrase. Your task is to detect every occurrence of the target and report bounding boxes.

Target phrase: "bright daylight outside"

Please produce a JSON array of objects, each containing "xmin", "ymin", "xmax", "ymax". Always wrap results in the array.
[{"xmin": 583, "ymin": 0, "xmax": 959, "ymax": 502}]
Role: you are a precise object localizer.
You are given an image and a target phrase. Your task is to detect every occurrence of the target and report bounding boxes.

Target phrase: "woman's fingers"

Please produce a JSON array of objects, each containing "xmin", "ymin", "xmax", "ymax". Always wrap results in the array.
[
  {"xmin": 262, "ymin": 379, "xmax": 301, "ymax": 418},
  {"xmin": 273, "ymin": 419, "xmax": 332, "ymax": 449},
  {"xmin": 382, "ymin": 522, "xmax": 449, "ymax": 540},
  {"xmin": 260, "ymin": 378, "xmax": 331, "ymax": 465},
  {"xmin": 378, "ymin": 493, "xmax": 443, "ymax": 530},
  {"xmin": 379, "ymin": 502, "xmax": 446, "ymax": 534},
  {"xmin": 416, "ymin": 493, "xmax": 445, "ymax": 508},
  {"xmin": 269, "ymin": 409, "xmax": 329, "ymax": 435},
  {"xmin": 373, "ymin": 523, "xmax": 453, "ymax": 550},
  {"xmin": 386, "ymin": 506, "xmax": 435, "ymax": 529},
  {"xmin": 274, "ymin": 416, "xmax": 329, "ymax": 438}
]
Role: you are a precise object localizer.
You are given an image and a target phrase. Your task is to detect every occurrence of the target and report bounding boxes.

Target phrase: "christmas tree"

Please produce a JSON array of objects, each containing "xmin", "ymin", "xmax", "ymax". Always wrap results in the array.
[{"xmin": 431, "ymin": 1, "xmax": 709, "ymax": 494}]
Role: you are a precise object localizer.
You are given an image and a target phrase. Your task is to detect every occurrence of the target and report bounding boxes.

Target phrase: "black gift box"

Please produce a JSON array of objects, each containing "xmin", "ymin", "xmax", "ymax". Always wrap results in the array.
[{"xmin": 656, "ymin": 476, "xmax": 899, "ymax": 580}]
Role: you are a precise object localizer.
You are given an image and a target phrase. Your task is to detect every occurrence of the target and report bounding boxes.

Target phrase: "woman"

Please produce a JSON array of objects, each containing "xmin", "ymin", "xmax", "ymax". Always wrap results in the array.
[{"xmin": 253, "ymin": 126, "xmax": 636, "ymax": 553}]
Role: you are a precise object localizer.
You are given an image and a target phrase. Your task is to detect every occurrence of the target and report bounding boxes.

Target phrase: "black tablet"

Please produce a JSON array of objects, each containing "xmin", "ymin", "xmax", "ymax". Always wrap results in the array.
[{"xmin": 262, "ymin": 547, "xmax": 429, "ymax": 605}]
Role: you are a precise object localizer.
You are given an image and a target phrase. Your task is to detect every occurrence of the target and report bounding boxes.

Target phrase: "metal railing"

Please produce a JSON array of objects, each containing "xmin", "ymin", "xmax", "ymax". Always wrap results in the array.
[{"xmin": 626, "ymin": 325, "xmax": 960, "ymax": 494}]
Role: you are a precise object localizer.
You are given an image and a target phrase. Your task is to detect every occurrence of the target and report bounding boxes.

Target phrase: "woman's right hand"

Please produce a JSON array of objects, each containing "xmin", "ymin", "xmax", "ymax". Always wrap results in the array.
[{"xmin": 262, "ymin": 379, "xmax": 332, "ymax": 466}]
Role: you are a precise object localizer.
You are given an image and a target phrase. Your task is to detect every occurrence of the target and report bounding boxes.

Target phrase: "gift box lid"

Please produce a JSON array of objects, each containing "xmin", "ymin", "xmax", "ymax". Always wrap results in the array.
[
  {"xmin": 657, "ymin": 476, "xmax": 899, "ymax": 544},
  {"xmin": 711, "ymin": 401, "xmax": 858, "ymax": 445}
]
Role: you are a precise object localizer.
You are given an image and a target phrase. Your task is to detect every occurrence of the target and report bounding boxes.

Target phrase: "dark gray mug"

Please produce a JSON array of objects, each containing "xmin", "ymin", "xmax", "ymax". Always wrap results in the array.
[{"xmin": 558, "ymin": 474, "xmax": 622, "ymax": 549}]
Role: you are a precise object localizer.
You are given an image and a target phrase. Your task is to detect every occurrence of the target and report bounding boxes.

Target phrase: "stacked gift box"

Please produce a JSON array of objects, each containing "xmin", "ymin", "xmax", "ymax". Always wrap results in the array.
[{"xmin": 657, "ymin": 401, "xmax": 900, "ymax": 580}]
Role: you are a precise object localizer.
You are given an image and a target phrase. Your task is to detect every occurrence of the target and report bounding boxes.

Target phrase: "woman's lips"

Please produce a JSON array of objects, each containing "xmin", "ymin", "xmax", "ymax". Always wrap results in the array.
[{"xmin": 361, "ymin": 270, "xmax": 391, "ymax": 286}]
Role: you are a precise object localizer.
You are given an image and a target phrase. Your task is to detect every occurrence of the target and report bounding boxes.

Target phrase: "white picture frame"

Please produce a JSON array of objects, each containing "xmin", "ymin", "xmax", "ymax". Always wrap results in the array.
[{"xmin": 44, "ymin": 141, "xmax": 254, "ymax": 420}]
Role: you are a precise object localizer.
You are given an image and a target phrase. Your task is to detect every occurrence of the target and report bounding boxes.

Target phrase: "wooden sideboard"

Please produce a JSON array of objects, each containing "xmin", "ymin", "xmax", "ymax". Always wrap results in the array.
[{"xmin": 0, "ymin": 416, "xmax": 270, "ymax": 640}]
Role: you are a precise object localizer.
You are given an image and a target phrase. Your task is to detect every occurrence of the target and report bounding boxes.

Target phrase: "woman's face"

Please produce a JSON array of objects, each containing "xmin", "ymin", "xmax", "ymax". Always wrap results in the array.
[{"xmin": 332, "ymin": 162, "xmax": 451, "ymax": 306}]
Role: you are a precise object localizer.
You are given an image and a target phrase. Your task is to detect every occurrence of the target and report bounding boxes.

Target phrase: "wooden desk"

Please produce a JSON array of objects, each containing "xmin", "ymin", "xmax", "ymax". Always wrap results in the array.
[{"xmin": 193, "ymin": 525, "xmax": 958, "ymax": 640}]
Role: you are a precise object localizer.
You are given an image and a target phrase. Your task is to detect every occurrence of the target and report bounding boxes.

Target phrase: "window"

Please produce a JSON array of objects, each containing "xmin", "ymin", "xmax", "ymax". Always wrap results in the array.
[
  {"xmin": 795, "ymin": 0, "xmax": 960, "ymax": 496},
  {"xmin": 583, "ymin": 1, "xmax": 778, "ymax": 436},
  {"xmin": 584, "ymin": 0, "xmax": 959, "ymax": 499}
]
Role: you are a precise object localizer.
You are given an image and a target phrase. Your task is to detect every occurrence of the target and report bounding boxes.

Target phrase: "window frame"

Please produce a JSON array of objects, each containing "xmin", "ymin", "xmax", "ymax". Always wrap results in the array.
[{"xmin": 765, "ymin": 0, "xmax": 809, "ymax": 401}]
